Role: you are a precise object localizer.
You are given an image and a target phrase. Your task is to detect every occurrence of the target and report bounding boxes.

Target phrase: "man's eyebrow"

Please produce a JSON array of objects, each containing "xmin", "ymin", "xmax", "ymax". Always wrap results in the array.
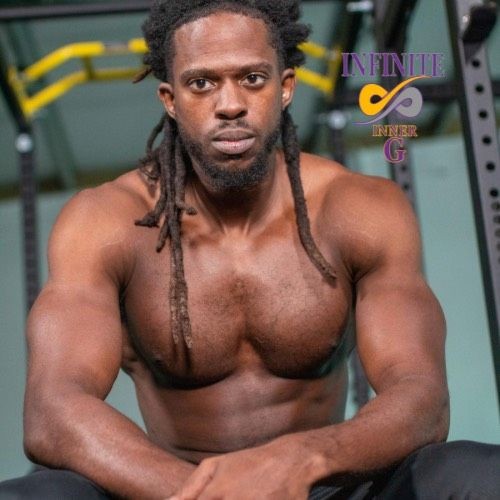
[{"xmin": 180, "ymin": 62, "xmax": 274, "ymax": 81}]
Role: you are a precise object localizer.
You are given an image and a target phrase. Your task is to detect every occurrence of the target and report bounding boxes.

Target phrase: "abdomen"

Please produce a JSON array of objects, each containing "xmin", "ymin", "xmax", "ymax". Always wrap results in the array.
[{"xmin": 129, "ymin": 357, "xmax": 348, "ymax": 463}]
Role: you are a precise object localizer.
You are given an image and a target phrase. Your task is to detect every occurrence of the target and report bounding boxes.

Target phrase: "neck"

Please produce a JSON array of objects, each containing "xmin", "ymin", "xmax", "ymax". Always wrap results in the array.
[{"xmin": 187, "ymin": 149, "xmax": 282, "ymax": 234}]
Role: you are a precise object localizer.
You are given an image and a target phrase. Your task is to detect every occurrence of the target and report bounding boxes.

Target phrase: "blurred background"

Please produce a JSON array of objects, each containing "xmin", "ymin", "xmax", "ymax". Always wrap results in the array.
[{"xmin": 1, "ymin": 0, "xmax": 499, "ymax": 481}]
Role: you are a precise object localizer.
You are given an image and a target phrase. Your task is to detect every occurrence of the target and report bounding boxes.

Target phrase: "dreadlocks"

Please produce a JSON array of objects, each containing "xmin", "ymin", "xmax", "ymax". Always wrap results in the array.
[{"xmin": 135, "ymin": 0, "xmax": 337, "ymax": 349}]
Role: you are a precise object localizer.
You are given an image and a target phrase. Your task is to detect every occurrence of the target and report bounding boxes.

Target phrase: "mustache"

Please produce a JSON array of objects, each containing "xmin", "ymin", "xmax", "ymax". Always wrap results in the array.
[{"xmin": 211, "ymin": 119, "xmax": 254, "ymax": 134}]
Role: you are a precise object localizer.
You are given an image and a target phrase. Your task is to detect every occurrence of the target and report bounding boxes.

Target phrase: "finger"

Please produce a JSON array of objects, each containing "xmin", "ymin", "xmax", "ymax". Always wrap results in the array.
[{"xmin": 173, "ymin": 460, "xmax": 218, "ymax": 500}]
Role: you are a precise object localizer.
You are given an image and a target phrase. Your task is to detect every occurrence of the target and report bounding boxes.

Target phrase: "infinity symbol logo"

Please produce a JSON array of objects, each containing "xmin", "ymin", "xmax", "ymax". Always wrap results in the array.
[{"xmin": 356, "ymin": 75, "xmax": 429, "ymax": 125}]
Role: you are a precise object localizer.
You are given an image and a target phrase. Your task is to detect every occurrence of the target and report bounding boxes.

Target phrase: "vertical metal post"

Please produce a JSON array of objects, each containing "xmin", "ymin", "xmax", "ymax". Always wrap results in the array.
[
  {"xmin": 446, "ymin": 0, "xmax": 500, "ymax": 410},
  {"xmin": 374, "ymin": 0, "xmax": 419, "ymax": 210},
  {"xmin": 16, "ymin": 130, "xmax": 40, "ymax": 312},
  {"xmin": 0, "ymin": 43, "xmax": 40, "ymax": 313}
]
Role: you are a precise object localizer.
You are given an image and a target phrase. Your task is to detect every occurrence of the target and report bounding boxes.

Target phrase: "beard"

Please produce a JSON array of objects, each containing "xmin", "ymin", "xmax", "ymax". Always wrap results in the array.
[{"xmin": 177, "ymin": 119, "xmax": 281, "ymax": 191}]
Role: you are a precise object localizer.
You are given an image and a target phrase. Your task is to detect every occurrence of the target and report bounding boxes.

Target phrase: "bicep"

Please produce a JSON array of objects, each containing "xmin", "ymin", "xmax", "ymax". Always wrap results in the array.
[
  {"xmin": 355, "ymin": 271, "xmax": 446, "ymax": 394},
  {"xmin": 352, "ymin": 181, "xmax": 447, "ymax": 393},
  {"xmin": 26, "ymin": 284, "xmax": 123, "ymax": 399},
  {"xmin": 26, "ymin": 190, "xmax": 124, "ymax": 400}
]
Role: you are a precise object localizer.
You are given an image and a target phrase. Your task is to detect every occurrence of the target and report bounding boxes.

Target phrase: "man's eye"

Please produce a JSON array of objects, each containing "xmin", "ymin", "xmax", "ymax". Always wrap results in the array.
[
  {"xmin": 189, "ymin": 79, "xmax": 213, "ymax": 91},
  {"xmin": 244, "ymin": 74, "xmax": 266, "ymax": 86}
]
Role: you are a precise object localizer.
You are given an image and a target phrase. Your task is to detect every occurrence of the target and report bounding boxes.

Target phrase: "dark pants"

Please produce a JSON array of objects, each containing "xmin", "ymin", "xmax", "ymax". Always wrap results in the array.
[{"xmin": 1, "ymin": 441, "xmax": 499, "ymax": 499}]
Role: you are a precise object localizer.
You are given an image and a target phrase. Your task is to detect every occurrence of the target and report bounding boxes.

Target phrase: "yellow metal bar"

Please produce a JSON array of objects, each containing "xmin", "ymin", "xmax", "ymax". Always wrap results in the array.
[
  {"xmin": 297, "ymin": 42, "xmax": 341, "ymax": 97},
  {"xmin": 299, "ymin": 41, "xmax": 339, "ymax": 62},
  {"xmin": 296, "ymin": 67, "xmax": 333, "ymax": 95},
  {"xmin": 22, "ymin": 40, "xmax": 148, "ymax": 84},
  {"xmin": 128, "ymin": 38, "xmax": 147, "ymax": 53},
  {"xmin": 92, "ymin": 67, "xmax": 142, "ymax": 81},
  {"xmin": 24, "ymin": 71, "xmax": 87, "ymax": 116},
  {"xmin": 21, "ymin": 67, "xmax": 145, "ymax": 117},
  {"xmin": 24, "ymin": 42, "xmax": 107, "ymax": 82}
]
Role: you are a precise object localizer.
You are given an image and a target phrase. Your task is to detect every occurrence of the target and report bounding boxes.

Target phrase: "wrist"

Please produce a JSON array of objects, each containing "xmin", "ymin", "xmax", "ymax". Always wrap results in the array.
[{"xmin": 269, "ymin": 432, "xmax": 330, "ymax": 485}]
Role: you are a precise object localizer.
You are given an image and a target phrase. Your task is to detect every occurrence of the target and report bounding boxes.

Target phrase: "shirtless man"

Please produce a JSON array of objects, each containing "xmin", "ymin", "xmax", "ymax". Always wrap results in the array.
[{"xmin": 1, "ymin": 1, "xmax": 499, "ymax": 499}]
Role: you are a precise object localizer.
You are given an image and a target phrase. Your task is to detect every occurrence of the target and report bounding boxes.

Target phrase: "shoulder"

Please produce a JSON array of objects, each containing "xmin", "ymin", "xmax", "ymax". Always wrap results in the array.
[
  {"xmin": 48, "ymin": 169, "xmax": 156, "ymax": 282},
  {"xmin": 54, "ymin": 169, "xmax": 155, "ymax": 234},
  {"xmin": 300, "ymin": 152, "xmax": 421, "ymax": 281},
  {"xmin": 300, "ymin": 151, "xmax": 409, "ymax": 207}
]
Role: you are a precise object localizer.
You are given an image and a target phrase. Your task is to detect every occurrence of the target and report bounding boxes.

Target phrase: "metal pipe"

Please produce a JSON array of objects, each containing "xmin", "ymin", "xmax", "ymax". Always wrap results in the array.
[
  {"xmin": 0, "ymin": 0, "xmax": 342, "ymax": 22},
  {"xmin": 0, "ymin": 1, "xmax": 153, "ymax": 21}
]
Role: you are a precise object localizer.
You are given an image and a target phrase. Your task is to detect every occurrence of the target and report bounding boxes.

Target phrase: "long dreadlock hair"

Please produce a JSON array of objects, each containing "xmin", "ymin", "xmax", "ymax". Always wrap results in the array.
[{"xmin": 135, "ymin": 0, "xmax": 337, "ymax": 349}]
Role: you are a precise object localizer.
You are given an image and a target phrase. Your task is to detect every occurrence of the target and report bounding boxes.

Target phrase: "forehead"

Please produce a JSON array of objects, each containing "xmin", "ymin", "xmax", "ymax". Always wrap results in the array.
[{"xmin": 172, "ymin": 12, "xmax": 279, "ymax": 75}]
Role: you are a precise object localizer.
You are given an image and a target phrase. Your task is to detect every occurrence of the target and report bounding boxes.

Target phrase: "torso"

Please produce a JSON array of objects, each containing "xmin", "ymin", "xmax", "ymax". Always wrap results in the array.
[{"xmin": 108, "ymin": 151, "xmax": 358, "ymax": 463}]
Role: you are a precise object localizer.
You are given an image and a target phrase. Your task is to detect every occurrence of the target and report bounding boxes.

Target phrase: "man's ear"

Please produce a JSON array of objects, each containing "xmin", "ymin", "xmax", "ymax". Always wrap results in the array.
[
  {"xmin": 158, "ymin": 82, "xmax": 176, "ymax": 119},
  {"xmin": 281, "ymin": 68, "xmax": 296, "ymax": 110}
]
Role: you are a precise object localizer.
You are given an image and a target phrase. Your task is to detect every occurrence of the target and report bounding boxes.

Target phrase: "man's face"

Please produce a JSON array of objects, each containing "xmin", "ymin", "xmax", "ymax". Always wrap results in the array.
[{"xmin": 158, "ymin": 11, "xmax": 296, "ymax": 190}]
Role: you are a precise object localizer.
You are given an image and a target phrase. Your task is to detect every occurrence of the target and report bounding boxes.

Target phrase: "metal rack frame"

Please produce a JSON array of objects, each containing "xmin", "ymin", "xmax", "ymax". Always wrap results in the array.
[{"xmin": 446, "ymin": 0, "xmax": 500, "ymax": 409}]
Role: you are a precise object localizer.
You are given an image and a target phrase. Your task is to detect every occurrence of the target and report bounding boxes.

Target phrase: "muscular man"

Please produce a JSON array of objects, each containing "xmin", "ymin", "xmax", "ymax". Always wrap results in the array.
[{"xmin": 1, "ymin": 1, "xmax": 499, "ymax": 499}]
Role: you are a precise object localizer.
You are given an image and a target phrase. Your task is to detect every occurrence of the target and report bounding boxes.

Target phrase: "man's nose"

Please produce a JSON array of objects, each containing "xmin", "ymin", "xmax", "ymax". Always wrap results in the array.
[{"xmin": 215, "ymin": 82, "xmax": 247, "ymax": 120}]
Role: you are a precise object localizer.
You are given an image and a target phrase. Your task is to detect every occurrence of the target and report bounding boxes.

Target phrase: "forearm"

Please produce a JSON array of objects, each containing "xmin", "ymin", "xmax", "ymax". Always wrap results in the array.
[
  {"xmin": 24, "ymin": 392, "xmax": 195, "ymax": 499},
  {"xmin": 274, "ymin": 376, "xmax": 449, "ymax": 484}
]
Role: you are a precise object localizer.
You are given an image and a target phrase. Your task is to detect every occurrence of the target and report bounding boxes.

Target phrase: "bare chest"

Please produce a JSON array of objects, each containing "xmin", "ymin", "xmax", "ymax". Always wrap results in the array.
[{"xmin": 123, "ymin": 226, "xmax": 352, "ymax": 386}]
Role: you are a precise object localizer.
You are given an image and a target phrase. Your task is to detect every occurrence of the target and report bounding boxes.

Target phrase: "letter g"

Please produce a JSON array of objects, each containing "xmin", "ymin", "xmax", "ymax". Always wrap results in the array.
[{"xmin": 384, "ymin": 137, "xmax": 406, "ymax": 163}]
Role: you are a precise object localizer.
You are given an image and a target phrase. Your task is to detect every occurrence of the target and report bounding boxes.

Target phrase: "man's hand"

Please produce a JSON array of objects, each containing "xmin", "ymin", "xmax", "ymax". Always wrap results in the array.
[{"xmin": 168, "ymin": 437, "xmax": 325, "ymax": 500}]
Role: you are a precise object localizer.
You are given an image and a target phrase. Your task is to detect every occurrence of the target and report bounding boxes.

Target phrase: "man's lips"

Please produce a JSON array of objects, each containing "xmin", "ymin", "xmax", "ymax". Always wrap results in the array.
[
  {"xmin": 211, "ymin": 137, "xmax": 256, "ymax": 155},
  {"xmin": 211, "ymin": 129, "xmax": 256, "ymax": 156}
]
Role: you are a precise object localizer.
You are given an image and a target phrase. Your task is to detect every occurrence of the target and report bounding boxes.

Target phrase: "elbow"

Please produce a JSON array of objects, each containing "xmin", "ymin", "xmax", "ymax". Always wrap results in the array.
[
  {"xmin": 425, "ymin": 390, "xmax": 450, "ymax": 445},
  {"xmin": 435, "ymin": 402, "xmax": 450, "ymax": 443},
  {"xmin": 23, "ymin": 414, "xmax": 51, "ymax": 464},
  {"xmin": 23, "ymin": 387, "xmax": 93, "ymax": 467},
  {"xmin": 23, "ymin": 428, "xmax": 47, "ymax": 464},
  {"xmin": 402, "ymin": 379, "xmax": 450, "ymax": 448},
  {"xmin": 23, "ymin": 397, "xmax": 65, "ymax": 466}
]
